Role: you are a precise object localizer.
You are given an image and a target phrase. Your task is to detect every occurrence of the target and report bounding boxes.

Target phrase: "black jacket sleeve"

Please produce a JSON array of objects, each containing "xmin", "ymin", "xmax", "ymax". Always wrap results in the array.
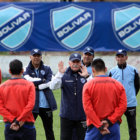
[{"xmin": 134, "ymin": 69, "xmax": 139, "ymax": 96}]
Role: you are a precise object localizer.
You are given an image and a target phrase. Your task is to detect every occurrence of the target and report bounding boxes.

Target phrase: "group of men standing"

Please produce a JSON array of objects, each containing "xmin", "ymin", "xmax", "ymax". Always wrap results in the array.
[{"xmin": 0, "ymin": 47, "xmax": 139, "ymax": 140}]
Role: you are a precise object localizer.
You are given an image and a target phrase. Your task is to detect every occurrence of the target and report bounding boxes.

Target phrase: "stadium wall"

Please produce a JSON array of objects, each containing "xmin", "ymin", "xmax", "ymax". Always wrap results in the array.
[{"xmin": 0, "ymin": 52, "xmax": 140, "ymax": 78}]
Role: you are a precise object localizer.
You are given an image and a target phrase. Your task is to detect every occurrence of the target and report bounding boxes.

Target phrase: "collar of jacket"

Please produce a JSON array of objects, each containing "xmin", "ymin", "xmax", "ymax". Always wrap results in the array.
[
  {"xmin": 65, "ymin": 67, "xmax": 81, "ymax": 75},
  {"xmin": 82, "ymin": 60, "xmax": 91, "ymax": 67},
  {"xmin": 28, "ymin": 60, "xmax": 44, "ymax": 70},
  {"xmin": 117, "ymin": 63, "xmax": 127, "ymax": 69}
]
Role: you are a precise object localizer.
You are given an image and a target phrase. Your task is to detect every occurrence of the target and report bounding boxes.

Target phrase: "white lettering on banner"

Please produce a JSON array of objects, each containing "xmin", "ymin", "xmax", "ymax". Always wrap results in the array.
[
  {"xmin": 118, "ymin": 18, "xmax": 140, "ymax": 38},
  {"xmin": 0, "ymin": 12, "xmax": 30, "ymax": 38},
  {"xmin": 56, "ymin": 12, "xmax": 91, "ymax": 38}
]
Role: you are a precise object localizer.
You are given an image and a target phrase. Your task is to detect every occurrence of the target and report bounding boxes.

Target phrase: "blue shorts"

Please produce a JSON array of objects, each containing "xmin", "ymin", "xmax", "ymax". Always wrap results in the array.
[
  {"xmin": 85, "ymin": 123, "xmax": 120, "ymax": 140},
  {"xmin": 5, "ymin": 123, "xmax": 36, "ymax": 140}
]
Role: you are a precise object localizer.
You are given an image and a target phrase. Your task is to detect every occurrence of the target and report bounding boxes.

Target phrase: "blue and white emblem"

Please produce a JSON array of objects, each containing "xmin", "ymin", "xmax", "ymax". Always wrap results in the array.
[
  {"xmin": 74, "ymin": 53, "xmax": 78, "ymax": 57},
  {"xmin": 50, "ymin": 4, "xmax": 94, "ymax": 50},
  {"xmin": 80, "ymin": 78, "xmax": 86, "ymax": 84},
  {"xmin": 41, "ymin": 70, "xmax": 45, "ymax": 75},
  {"xmin": 112, "ymin": 4, "xmax": 140, "ymax": 50},
  {"xmin": 0, "ymin": 4, "xmax": 34, "ymax": 50}
]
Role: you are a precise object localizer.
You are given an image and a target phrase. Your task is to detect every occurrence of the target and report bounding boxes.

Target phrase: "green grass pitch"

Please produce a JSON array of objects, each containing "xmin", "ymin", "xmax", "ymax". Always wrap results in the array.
[{"xmin": 0, "ymin": 89, "xmax": 140, "ymax": 140}]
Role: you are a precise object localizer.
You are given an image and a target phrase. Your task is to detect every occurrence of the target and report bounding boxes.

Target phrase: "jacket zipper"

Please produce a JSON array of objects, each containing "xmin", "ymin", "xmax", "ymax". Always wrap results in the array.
[
  {"xmin": 122, "ymin": 66, "xmax": 124, "ymax": 80},
  {"xmin": 74, "ymin": 75, "xmax": 78, "ymax": 96},
  {"xmin": 74, "ymin": 77, "xmax": 77, "ymax": 95}
]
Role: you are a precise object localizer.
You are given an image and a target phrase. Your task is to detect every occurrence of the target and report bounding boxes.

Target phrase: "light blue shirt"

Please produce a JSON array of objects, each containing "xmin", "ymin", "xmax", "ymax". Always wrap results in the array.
[
  {"xmin": 86, "ymin": 65, "xmax": 92, "ymax": 75},
  {"xmin": 35, "ymin": 69, "xmax": 50, "ymax": 108},
  {"xmin": 82, "ymin": 61, "xmax": 92, "ymax": 75},
  {"xmin": 109, "ymin": 65, "xmax": 137, "ymax": 107}
]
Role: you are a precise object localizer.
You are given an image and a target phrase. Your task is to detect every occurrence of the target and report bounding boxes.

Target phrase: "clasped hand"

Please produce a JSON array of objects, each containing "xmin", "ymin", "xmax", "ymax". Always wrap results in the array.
[
  {"xmin": 99, "ymin": 120, "xmax": 110, "ymax": 135},
  {"xmin": 10, "ymin": 121, "xmax": 24, "ymax": 131}
]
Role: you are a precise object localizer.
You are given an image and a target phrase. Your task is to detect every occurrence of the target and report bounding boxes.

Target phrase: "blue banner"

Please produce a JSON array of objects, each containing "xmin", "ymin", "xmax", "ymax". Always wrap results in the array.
[{"xmin": 0, "ymin": 2, "xmax": 140, "ymax": 51}]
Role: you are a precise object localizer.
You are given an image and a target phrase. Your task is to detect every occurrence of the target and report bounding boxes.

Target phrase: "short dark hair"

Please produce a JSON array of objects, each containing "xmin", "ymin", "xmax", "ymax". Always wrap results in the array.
[
  {"xmin": 92, "ymin": 58, "xmax": 105, "ymax": 72},
  {"xmin": 9, "ymin": 59, "xmax": 23, "ymax": 75}
]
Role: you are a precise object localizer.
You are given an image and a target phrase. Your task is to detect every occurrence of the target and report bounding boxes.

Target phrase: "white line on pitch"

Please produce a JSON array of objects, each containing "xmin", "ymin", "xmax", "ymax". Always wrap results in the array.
[{"xmin": 0, "ymin": 120, "xmax": 3, "ymax": 122}]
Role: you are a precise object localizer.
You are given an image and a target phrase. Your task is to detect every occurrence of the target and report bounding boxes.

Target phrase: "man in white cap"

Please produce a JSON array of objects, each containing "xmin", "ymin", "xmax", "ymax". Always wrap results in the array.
[{"xmin": 40, "ymin": 53, "xmax": 91, "ymax": 140}]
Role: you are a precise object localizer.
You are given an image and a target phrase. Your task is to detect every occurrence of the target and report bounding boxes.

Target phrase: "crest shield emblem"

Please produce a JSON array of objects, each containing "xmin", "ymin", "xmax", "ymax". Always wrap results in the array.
[
  {"xmin": 112, "ymin": 4, "xmax": 140, "ymax": 50},
  {"xmin": 50, "ymin": 4, "xmax": 94, "ymax": 50},
  {"xmin": 0, "ymin": 4, "xmax": 34, "ymax": 50}
]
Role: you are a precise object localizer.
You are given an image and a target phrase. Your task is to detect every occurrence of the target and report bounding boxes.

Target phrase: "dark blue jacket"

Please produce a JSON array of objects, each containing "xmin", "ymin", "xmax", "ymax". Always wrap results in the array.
[
  {"xmin": 60, "ymin": 67, "xmax": 86, "ymax": 121},
  {"xmin": 23, "ymin": 61, "xmax": 57, "ymax": 113}
]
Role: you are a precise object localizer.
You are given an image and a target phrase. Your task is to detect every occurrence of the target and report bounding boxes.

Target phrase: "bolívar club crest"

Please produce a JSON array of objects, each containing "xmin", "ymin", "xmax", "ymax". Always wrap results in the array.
[
  {"xmin": 0, "ymin": 4, "xmax": 34, "ymax": 50},
  {"xmin": 112, "ymin": 4, "xmax": 140, "ymax": 50},
  {"xmin": 50, "ymin": 4, "xmax": 94, "ymax": 50}
]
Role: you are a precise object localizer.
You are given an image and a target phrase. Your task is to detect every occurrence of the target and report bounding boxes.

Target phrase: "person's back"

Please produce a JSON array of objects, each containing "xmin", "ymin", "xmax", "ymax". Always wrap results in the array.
[
  {"xmin": 0, "ymin": 78, "xmax": 35, "ymax": 123},
  {"xmin": 83, "ymin": 76, "xmax": 126, "ymax": 127},
  {"xmin": 0, "ymin": 59, "xmax": 36, "ymax": 140},
  {"xmin": 83, "ymin": 58, "xmax": 127, "ymax": 140}
]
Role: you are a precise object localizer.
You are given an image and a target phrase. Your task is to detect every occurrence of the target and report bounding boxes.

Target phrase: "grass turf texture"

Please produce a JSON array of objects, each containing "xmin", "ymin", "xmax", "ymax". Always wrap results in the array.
[{"xmin": 0, "ymin": 89, "xmax": 140, "ymax": 140}]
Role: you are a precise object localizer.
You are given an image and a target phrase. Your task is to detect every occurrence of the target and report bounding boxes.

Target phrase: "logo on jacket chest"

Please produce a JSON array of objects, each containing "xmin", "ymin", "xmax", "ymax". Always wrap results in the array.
[
  {"xmin": 32, "ymin": 70, "xmax": 45, "ymax": 76},
  {"xmin": 31, "ymin": 72, "xmax": 35, "ymax": 76},
  {"xmin": 80, "ymin": 78, "xmax": 86, "ymax": 84},
  {"xmin": 40, "ymin": 70, "xmax": 45, "ymax": 75}
]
